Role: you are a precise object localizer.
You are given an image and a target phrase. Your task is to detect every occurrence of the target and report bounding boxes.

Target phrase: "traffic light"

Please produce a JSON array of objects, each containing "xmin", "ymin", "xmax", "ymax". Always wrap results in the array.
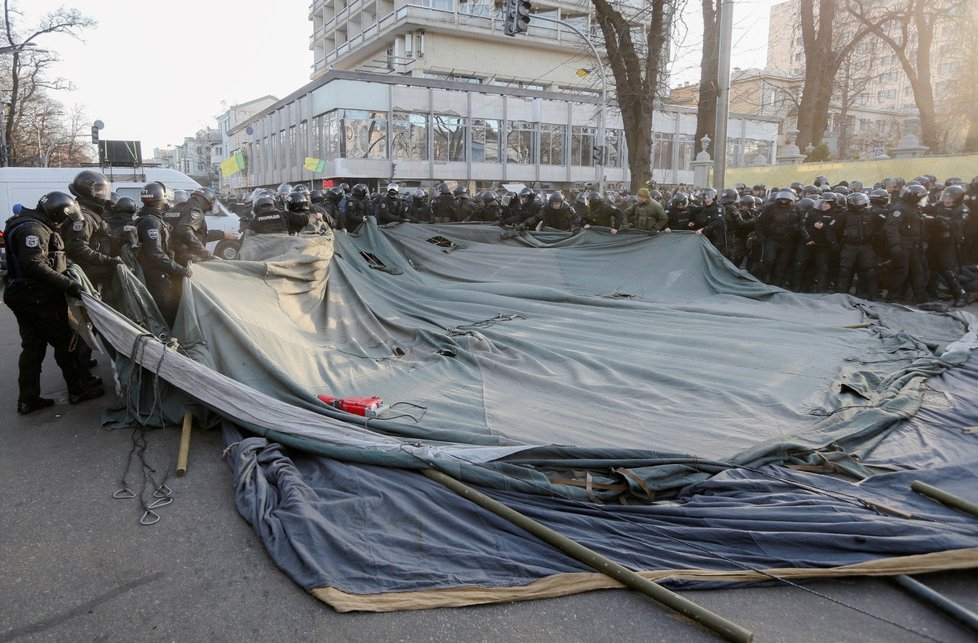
[
  {"xmin": 504, "ymin": 0, "xmax": 531, "ymax": 36},
  {"xmin": 91, "ymin": 125, "xmax": 99, "ymax": 144}
]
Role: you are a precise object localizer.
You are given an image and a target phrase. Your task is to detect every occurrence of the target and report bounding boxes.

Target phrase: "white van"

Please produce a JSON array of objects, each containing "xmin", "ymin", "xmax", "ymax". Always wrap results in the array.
[{"xmin": 0, "ymin": 166, "xmax": 241, "ymax": 270}]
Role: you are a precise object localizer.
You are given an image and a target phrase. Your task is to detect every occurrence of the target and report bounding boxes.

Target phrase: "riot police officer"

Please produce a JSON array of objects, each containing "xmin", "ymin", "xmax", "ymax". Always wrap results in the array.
[
  {"xmin": 926, "ymin": 185, "xmax": 969, "ymax": 307},
  {"xmin": 136, "ymin": 182, "xmax": 191, "ymax": 327},
  {"xmin": 665, "ymin": 193, "xmax": 696, "ymax": 232},
  {"xmin": 3, "ymin": 192, "xmax": 105, "ymax": 413},
  {"xmin": 341, "ymin": 183, "xmax": 371, "ymax": 232},
  {"xmin": 454, "ymin": 186, "xmax": 479, "ymax": 223},
  {"xmin": 690, "ymin": 188, "xmax": 726, "ymax": 252},
  {"xmin": 541, "ymin": 192, "xmax": 577, "ymax": 231},
  {"xmin": 583, "ymin": 192, "xmax": 623, "ymax": 233},
  {"xmin": 62, "ymin": 170, "xmax": 123, "ymax": 293},
  {"xmin": 754, "ymin": 189, "xmax": 801, "ymax": 286},
  {"xmin": 173, "ymin": 187, "xmax": 228, "ymax": 265},
  {"xmin": 374, "ymin": 183, "xmax": 407, "ymax": 224},
  {"xmin": 835, "ymin": 192, "xmax": 883, "ymax": 300},
  {"xmin": 431, "ymin": 183, "xmax": 456, "ymax": 223},
  {"xmin": 885, "ymin": 185, "xmax": 928, "ymax": 304},
  {"xmin": 791, "ymin": 196, "xmax": 839, "ymax": 292}
]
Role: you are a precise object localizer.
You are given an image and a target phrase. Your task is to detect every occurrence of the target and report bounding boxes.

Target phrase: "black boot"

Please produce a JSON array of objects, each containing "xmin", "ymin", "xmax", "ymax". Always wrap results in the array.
[{"xmin": 17, "ymin": 397, "xmax": 55, "ymax": 415}]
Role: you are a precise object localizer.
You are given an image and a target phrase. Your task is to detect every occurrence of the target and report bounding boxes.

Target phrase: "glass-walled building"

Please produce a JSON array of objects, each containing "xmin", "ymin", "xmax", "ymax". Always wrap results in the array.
[{"xmin": 228, "ymin": 70, "xmax": 779, "ymax": 192}]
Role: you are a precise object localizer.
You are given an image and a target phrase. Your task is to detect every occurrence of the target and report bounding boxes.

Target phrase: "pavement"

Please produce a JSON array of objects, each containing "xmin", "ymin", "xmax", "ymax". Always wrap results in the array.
[{"xmin": 1, "ymin": 299, "xmax": 977, "ymax": 642}]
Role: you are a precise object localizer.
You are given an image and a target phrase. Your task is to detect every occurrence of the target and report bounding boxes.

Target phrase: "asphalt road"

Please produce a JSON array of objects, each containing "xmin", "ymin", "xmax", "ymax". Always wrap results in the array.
[{"xmin": 1, "ymin": 300, "xmax": 976, "ymax": 643}]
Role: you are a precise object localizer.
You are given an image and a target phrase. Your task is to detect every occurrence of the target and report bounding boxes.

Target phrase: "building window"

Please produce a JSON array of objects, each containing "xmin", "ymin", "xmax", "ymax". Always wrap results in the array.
[
  {"xmin": 570, "ymin": 125, "xmax": 595, "ymax": 166},
  {"xmin": 290, "ymin": 125, "xmax": 298, "ymax": 168},
  {"xmin": 652, "ymin": 132, "xmax": 672, "ymax": 170},
  {"xmin": 605, "ymin": 129, "xmax": 623, "ymax": 167},
  {"xmin": 323, "ymin": 111, "xmax": 340, "ymax": 159},
  {"xmin": 279, "ymin": 130, "xmax": 288, "ymax": 170},
  {"xmin": 432, "ymin": 115, "xmax": 466, "ymax": 161},
  {"xmin": 539, "ymin": 123, "xmax": 565, "ymax": 165},
  {"xmin": 392, "ymin": 112, "xmax": 429, "ymax": 160},
  {"xmin": 678, "ymin": 134, "xmax": 695, "ymax": 171},
  {"xmin": 342, "ymin": 110, "xmax": 388, "ymax": 159},
  {"xmin": 507, "ymin": 120, "xmax": 536, "ymax": 164},
  {"xmin": 470, "ymin": 118, "xmax": 501, "ymax": 162}
]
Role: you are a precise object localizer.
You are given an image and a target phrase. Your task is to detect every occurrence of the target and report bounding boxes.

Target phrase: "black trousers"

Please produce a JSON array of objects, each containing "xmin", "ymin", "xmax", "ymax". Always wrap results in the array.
[
  {"xmin": 144, "ymin": 271, "xmax": 182, "ymax": 328},
  {"xmin": 4, "ymin": 288, "xmax": 83, "ymax": 401}
]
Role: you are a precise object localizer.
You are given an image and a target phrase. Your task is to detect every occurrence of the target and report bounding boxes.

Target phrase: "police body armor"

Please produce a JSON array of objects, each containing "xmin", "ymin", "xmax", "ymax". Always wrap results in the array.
[{"xmin": 250, "ymin": 210, "xmax": 290, "ymax": 235}]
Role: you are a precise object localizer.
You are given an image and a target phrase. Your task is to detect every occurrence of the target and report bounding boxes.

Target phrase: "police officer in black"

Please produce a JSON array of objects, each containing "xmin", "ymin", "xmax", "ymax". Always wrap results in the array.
[
  {"xmin": 454, "ymin": 186, "xmax": 479, "ymax": 223},
  {"xmin": 341, "ymin": 184, "xmax": 371, "ymax": 232},
  {"xmin": 926, "ymin": 185, "xmax": 969, "ymax": 307},
  {"xmin": 405, "ymin": 188, "xmax": 432, "ymax": 223},
  {"xmin": 321, "ymin": 187, "xmax": 343, "ymax": 227},
  {"xmin": 754, "ymin": 189, "xmax": 801, "ymax": 286},
  {"xmin": 430, "ymin": 183, "xmax": 456, "ymax": 223},
  {"xmin": 136, "ymin": 182, "xmax": 192, "ymax": 327},
  {"xmin": 62, "ymin": 170, "xmax": 124, "ymax": 293},
  {"xmin": 375, "ymin": 183, "xmax": 407, "ymax": 224},
  {"xmin": 583, "ymin": 191, "xmax": 623, "ymax": 234},
  {"xmin": 835, "ymin": 192, "xmax": 883, "ymax": 300},
  {"xmin": 3, "ymin": 192, "xmax": 105, "ymax": 413},
  {"xmin": 792, "ymin": 196, "xmax": 840, "ymax": 293},
  {"xmin": 665, "ymin": 193, "xmax": 695, "ymax": 232},
  {"xmin": 309, "ymin": 190, "xmax": 335, "ymax": 229},
  {"xmin": 105, "ymin": 195, "xmax": 139, "ymax": 261},
  {"xmin": 173, "ymin": 187, "xmax": 226, "ymax": 265},
  {"xmin": 690, "ymin": 188, "xmax": 726, "ymax": 253},
  {"xmin": 541, "ymin": 192, "xmax": 576, "ymax": 230},
  {"xmin": 720, "ymin": 188, "xmax": 753, "ymax": 268},
  {"xmin": 885, "ymin": 184, "xmax": 928, "ymax": 304},
  {"xmin": 249, "ymin": 193, "xmax": 312, "ymax": 234}
]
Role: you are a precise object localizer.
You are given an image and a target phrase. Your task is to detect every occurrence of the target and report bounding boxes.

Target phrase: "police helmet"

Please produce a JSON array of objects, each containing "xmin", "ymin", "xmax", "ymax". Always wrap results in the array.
[
  {"xmin": 286, "ymin": 192, "xmax": 310, "ymax": 212},
  {"xmin": 293, "ymin": 184, "xmax": 310, "ymax": 194},
  {"xmin": 339, "ymin": 183, "xmax": 350, "ymax": 193},
  {"xmin": 789, "ymin": 181, "xmax": 804, "ymax": 194},
  {"xmin": 327, "ymin": 187, "xmax": 344, "ymax": 202},
  {"xmin": 941, "ymin": 185, "xmax": 966, "ymax": 205},
  {"xmin": 413, "ymin": 188, "xmax": 427, "ymax": 201},
  {"xmin": 751, "ymin": 195, "xmax": 764, "ymax": 208},
  {"xmin": 37, "ymin": 191, "xmax": 83, "ymax": 224},
  {"xmin": 587, "ymin": 191, "xmax": 603, "ymax": 206},
  {"xmin": 309, "ymin": 190, "xmax": 324, "ymax": 204},
  {"xmin": 719, "ymin": 188, "xmax": 739, "ymax": 205},
  {"xmin": 849, "ymin": 180, "xmax": 864, "ymax": 193},
  {"xmin": 140, "ymin": 181, "xmax": 171, "ymax": 208},
  {"xmin": 276, "ymin": 183, "xmax": 293, "ymax": 197},
  {"xmin": 351, "ymin": 183, "xmax": 369, "ymax": 199},
  {"xmin": 192, "ymin": 187, "xmax": 217, "ymax": 209},
  {"xmin": 575, "ymin": 192, "xmax": 588, "ymax": 206},
  {"xmin": 833, "ymin": 185, "xmax": 850, "ymax": 196},
  {"xmin": 848, "ymin": 192, "xmax": 870, "ymax": 209},
  {"xmin": 802, "ymin": 184, "xmax": 819, "ymax": 196},
  {"xmin": 481, "ymin": 191, "xmax": 497, "ymax": 204},
  {"xmin": 113, "ymin": 196, "xmax": 138, "ymax": 216},
  {"xmin": 701, "ymin": 188, "xmax": 717, "ymax": 202},
  {"xmin": 670, "ymin": 193, "xmax": 688, "ymax": 208},
  {"xmin": 253, "ymin": 196, "xmax": 277, "ymax": 215},
  {"xmin": 500, "ymin": 191, "xmax": 518, "ymax": 208},
  {"xmin": 68, "ymin": 170, "xmax": 112, "ymax": 205},
  {"xmin": 172, "ymin": 189, "xmax": 190, "ymax": 205},
  {"xmin": 387, "ymin": 183, "xmax": 399, "ymax": 196},
  {"xmin": 454, "ymin": 185, "xmax": 469, "ymax": 198},
  {"xmin": 548, "ymin": 192, "xmax": 564, "ymax": 206},
  {"xmin": 108, "ymin": 191, "xmax": 121, "ymax": 209},
  {"xmin": 869, "ymin": 189, "xmax": 889, "ymax": 206},
  {"xmin": 437, "ymin": 182, "xmax": 451, "ymax": 195},
  {"xmin": 901, "ymin": 184, "xmax": 928, "ymax": 202},
  {"xmin": 520, "ymin": 187, "xmax": 535, "ymax": 200},
  {"xmin": 797, "ymin": 197, "xmax": 815, "ymax": 213},
  {"xmin": 739, "ymin": 194, "xmax": 755, "ymax": 208},
  {"xmin": 971, "ymin": 176, "xmax": 978, "ymax": 189},
  {"xmin": 734, "ymin": 182, "xmax": 748, "ymax": 194},
  {"xmin": 814, "ymin": 175, "xmax": 829, "ymax": 187},
  {"xmin": 945, "ymin": 177, "xmax": 964, "ymax": 187},
  {"xmin": 775, "ymin": 189, "xmax": 796, "ymax": 203}
]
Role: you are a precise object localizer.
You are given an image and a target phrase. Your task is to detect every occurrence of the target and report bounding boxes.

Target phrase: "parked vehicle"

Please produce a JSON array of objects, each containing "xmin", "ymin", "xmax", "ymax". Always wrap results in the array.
[{"xmin": 0, "ymin": 166, "xmax": 241, "ymax": 271}]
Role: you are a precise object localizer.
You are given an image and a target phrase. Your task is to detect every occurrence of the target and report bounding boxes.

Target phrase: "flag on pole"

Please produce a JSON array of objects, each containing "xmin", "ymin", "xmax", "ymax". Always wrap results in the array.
[
  {"xmin": 219, "ymin": 151, "xmax": 246, "ymax": 177},
  {"xmin": 304, "ymin": 157, "xmax": 327, "ymax": 173}
]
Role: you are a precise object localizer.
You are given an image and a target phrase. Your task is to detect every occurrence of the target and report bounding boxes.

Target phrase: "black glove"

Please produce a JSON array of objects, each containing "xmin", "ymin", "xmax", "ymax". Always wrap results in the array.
[
  {"xmin": 182, "ymin": 266, "xmax": 193, "ymax": 278},
  {"xmin": 111, "ymin": 256, "xmax": 125, "ymax": 266},
  {"xmin": 66, "ymin": 283, "xmax": 83, "ymax": 299}
]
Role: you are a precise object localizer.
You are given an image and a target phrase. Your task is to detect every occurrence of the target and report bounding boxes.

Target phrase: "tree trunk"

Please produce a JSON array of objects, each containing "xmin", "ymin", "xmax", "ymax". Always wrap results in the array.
[
  {"xmin": 694, "ymin": 0, "xmax": 719, "ymax": 158},
  {"xmin": 965, "ymin": 113, "xmax": 978, "ymax": 154}
]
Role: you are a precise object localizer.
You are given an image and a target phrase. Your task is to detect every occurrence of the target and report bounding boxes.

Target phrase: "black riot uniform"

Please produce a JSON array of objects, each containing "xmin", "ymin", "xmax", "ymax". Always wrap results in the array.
[
  {"xmin": 925, "ymin": 186, "xmax": 969, "ymax": 306},
  {"xmin": 690, "ymin": 190, "xmax": 726, "ymax": 253},
  {"xmin": 374, "ymin": 189, "xmax": 407, "ymax": 224},
  {"xmin": 430, "ymin": 184, "xmax": 457, "ymax": 223},
  {"xmin": 835, "ymin": 193, "xmax": 883, "ymax": 300},
  {"xmin": 666, "ymin": 194, "xmax": 696, "ymax": 231},
  {"xmin": 541, "ymin": 194, "xmax": 577, "ymax": 231},
  {"xmin": 885, "ymin": 186, "xmax": 928, "ymax": 303},
  {"xmin": 3, "ymin": 193, "xmax": 104, "ymax": 413},
  {"xmin": 341, "ymin": 185, "xmax": 371, "ymax": 232},
  {"xmin": 173, "ymin": 189, "xmax": 224, "ymax": 265},
  {"xmin": 583, "ymin": 193, "xmax": 623, "ymax": 232},
  {"xmin": 792, "ymin": 199, "xmax": 840, "ymax": 293},
  {"xmin": 249, "ymin": 195, "xmax": 309, "ymax": 235},
  {"xmin": 406, "ymin": 190, "xmax": 432, "ymax": 223},
  {"xmin": 754, "ymin": 191, "xmax": 800, "ymax": 286},
  {"xmin": 454, "ymin": 187, "xmax": 479, "ymax": 223},
  {"xmin": 62, "ymin": 171, "xmax": 121, "ymax": 293},
  {"xmin": 136, "ymin": 183, "xmax": 192, "ymax": 328}
]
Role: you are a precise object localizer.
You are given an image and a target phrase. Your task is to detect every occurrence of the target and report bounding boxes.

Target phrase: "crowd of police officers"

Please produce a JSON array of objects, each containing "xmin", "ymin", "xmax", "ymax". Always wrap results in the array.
[{"xmin": 4, "ymin": 169, "xmax": 977, "ymax": 414}]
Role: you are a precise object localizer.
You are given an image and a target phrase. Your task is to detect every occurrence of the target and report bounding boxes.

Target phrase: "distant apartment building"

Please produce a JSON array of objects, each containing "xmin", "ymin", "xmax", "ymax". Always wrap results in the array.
[{"xmin": 217, "ymin": 0, "xmax": 779, "ymax": 192}]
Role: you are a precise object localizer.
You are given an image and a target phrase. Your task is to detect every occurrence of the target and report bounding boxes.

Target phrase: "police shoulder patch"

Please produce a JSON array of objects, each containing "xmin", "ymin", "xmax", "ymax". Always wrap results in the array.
[
  {"xmin": 72, "ymin": 220, "xmax": 85, "ymax": 231},
  {"xmin": 147, "ymin": 229, "xmax": 159, "ymax": 240},
  {"xmin": 25, "ymin": 235, "xmax": 40, "ymax": 248},
  {"xmin": 892, "ymin": 211, "xmax": 901, "ymax": 218},
  {"xmin": 191, "ymin": 211, "xmax": 202, "ymax": 220}
]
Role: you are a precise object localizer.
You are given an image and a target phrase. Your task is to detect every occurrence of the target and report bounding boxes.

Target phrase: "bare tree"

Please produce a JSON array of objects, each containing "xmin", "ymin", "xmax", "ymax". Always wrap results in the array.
[
  {"xmin": 590, "ymin": 0, "xmax": 671, "ymax": 192},
  {"xmin": 694, "ymin": 0, "xmax": 719, "ymax": 157},
  {"xmin": 794, "ymin": 0, "xmax": 873, "ymax": 152},
  {"xmin": 932, "ymin": 0, "xmax": 978, "ymax": 152},
  {"xmin": 1, "ymin": 0, "xmax": 94, "ymax": 166},
  {"xmin": 848, "ymin": 0, "xmax": 960, "ymax": 154}
]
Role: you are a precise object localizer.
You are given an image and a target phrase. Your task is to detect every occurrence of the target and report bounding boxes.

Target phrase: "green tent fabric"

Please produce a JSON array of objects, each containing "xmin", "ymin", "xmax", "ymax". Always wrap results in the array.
[{"xmin": 87, "ymin": 223, "xmax": 976, "ymax": 498}]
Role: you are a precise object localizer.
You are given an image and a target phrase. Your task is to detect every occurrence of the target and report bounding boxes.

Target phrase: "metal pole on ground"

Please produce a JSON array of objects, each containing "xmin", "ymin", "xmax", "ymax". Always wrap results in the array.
[
  {"xmin": 911, "ymin": 480, "xmax": 978, "ymax": 519},
  {"xmin": 893, "ymin": 575, "xmax": 978, "ymax": 635},
  {"xmin": 422, "ymin": 468, "xmax": 753, "ymax": 643},
  {"xmin": 176, "ymin": 412, "xmax": 192, "ymax": 477}
]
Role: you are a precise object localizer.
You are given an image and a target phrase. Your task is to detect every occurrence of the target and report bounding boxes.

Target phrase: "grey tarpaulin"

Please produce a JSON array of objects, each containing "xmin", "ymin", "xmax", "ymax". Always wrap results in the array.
[{"xmin": 85, "ymin": 222, "xmax": 978, "ymax": 609}]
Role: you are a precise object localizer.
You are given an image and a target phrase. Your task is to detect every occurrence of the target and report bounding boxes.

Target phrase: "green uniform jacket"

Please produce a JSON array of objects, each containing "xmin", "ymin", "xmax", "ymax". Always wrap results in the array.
[{"xmin": 625, "ymin": 199, "xmax": 668, "ymax": 233}]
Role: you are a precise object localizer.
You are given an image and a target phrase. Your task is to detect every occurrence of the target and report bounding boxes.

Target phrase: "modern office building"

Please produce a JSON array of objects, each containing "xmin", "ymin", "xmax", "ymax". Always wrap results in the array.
[{"xmin": 222, "ymin": 0, "xmax": 779, "ymax": 193}]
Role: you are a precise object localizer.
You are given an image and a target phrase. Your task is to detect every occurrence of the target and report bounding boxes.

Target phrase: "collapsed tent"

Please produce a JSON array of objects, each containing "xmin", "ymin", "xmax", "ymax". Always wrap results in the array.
[{"xmin": 85, "ymin": 223, "xmax": 978, "ymax": 611}]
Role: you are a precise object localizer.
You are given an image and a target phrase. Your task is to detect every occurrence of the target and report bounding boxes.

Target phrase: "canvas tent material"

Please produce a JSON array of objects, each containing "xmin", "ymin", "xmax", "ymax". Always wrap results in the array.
[{"xmin": 84, "ymin": 223, "xmax": 978, "ymax": 610}]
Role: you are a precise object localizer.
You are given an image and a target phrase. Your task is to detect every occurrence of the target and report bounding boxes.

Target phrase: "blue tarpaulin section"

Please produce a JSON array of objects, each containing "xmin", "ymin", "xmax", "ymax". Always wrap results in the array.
[{"xmin": 85, "ymin": 223, "xmax": 978, "ymax": 611}]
